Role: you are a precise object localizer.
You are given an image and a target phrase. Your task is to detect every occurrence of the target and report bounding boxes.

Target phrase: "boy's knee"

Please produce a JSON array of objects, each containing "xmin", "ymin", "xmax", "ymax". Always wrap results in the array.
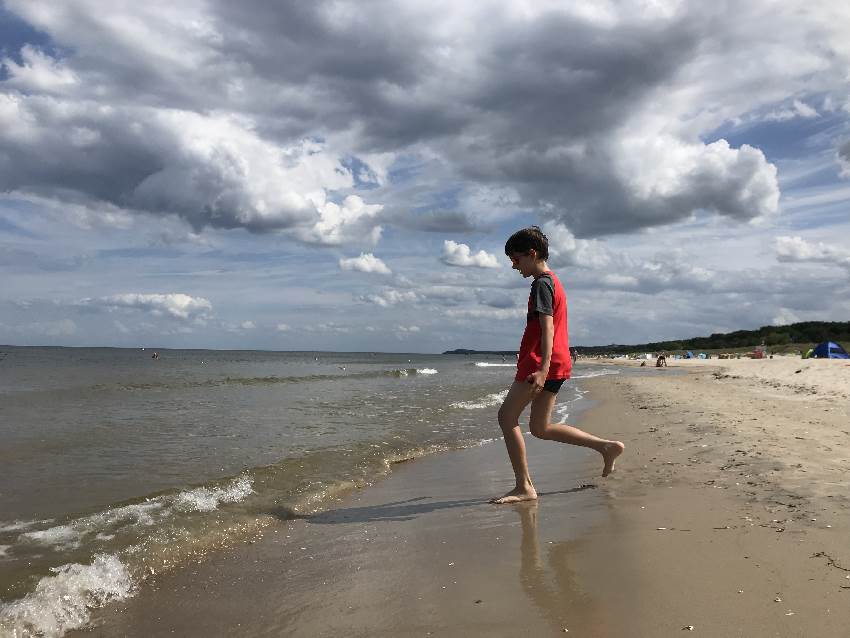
[
  {"xmin": 497, "ymin": 407, "xmax": 516, "ymax": 429},
  {"xmin": 530, "ymin": 423, "xmax": 550, "ymax": 440}
]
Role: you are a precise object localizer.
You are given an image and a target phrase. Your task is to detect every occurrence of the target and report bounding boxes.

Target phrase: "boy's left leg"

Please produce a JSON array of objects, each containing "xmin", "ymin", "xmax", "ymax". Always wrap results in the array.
[
  {"xmin": 490, "ymin": 381, "xmax": 538, "ymax": 504},
  {"xmin": 529, "ymin": 389, "xmax": 624, "ymax": 477}
]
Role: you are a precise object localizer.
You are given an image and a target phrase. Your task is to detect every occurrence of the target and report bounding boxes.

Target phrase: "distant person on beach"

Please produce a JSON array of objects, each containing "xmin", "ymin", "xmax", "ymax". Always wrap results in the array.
[
  {"xmin": 491, "ymin": 227, "xmax": 625, "ymax": 504},
  {"xmin": 656, "ymin": 353, "xmax": 667, "ymax": 367}
]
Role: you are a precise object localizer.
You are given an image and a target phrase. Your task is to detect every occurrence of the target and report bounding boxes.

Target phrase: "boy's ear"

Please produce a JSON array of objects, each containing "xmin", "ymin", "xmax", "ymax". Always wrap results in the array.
[{"xmin": 528, "ymin": 248, "xmax": 537, "ymax": 260}]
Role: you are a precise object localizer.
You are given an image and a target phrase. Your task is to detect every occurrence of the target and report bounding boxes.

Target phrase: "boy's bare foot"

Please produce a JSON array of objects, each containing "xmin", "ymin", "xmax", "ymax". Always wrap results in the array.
[
  {"xmin": 601, "ymin": 441, "xmax": 625, "ymax": 477},
  {"xmin": 490, "ymin": 485, "xmax": 538, "ymax": 504}
]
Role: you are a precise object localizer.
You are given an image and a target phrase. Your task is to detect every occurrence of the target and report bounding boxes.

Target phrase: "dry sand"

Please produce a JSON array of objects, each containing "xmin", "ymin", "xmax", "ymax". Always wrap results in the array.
[{"xmin": 72, "ymin": 362, "xmax": 850, "ymax": 637}]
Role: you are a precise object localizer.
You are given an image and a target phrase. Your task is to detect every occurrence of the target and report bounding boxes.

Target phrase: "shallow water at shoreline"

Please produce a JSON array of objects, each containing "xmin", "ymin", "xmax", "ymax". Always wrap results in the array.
[{"xmin": 0, "ymin": 346, "xmax": 619, "ymax": 637}]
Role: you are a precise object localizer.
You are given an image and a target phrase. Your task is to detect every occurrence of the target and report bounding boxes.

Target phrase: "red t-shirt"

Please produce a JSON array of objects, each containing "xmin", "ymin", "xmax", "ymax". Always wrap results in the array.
[{"xmin": 515, "ymin": 271, "xmax": 571, "ymax": 382}]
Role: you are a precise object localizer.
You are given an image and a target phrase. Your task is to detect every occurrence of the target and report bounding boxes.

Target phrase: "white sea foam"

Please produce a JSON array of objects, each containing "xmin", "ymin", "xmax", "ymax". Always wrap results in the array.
[
  {"xmin": 554, "ymin": 403, "xmax": 571, "ymax": 422},
  {"xmin": 0, "ymin": 554, "xmax": 133, "ymax": 638},
  {"xmin": 416, "ymin": 368, "xmax": 438, "ymax": 375},
  {"xmin": 474, "ymin": 362, "xmax": 514, "ymax": 367},
  {"xmin": 571, "ymin": 369, "xmax": 620, "ymax": 379},
  {"xmin": 172, "ymin": 476, "xmax": 254, "ymax": 512},
  {"xmin": 0, "ymin": 519, "xmax": 46, "ymax": 534},
  {"xmin": 16, "ymin": 477, "xmax": 253, "ymax": 552},
  {"xmin": 0, "ymin": 545, "xmax": 10, "ymax": 558},
  {"xmin": 19, "ymin": 503, "xmax": 164, "ymax": 551},
  {"xmin": 21, "ymin": 525, "xmax": 82, "ymax": 550},
  {"xmin": 100, "ymin": 501, "xmax": 163, "ymax": 527},
  {"xmin": 450, "ymin": 390, "xmax": 509, "ymax": 410}
]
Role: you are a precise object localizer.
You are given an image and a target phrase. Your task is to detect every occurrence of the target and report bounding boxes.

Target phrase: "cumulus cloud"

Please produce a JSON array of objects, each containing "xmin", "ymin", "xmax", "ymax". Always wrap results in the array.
[
  {"xmin": 82, "ymin": 293, "xmax": 213, "ymax": 321},
  {"xmin": 239, "ymin": 320, "xmax": 255, "ymax": 330},
  {"xmin": 0, "ymin": 95, "xmax": 383, "ymax": 240},
  {"xmin": 339, "ymin": 252, "xmax": 391, "ymax": 274},
  {"xmin": 5, "ymin": 0, "xmax": 844, "ymax": 244},
  {"xmin": 543, "ymin": 222, "xmax": 610, "ymax": 269},
  {"xmin": 275, "ymin": 323, "xmax": 291, "ymax": 332},
  {"xmin": 775, "ymin": 236, "xmax": 850, "ymax": 269},
  {"xmin": 441, "ymin": 240, "xmax": 499, "ymax": 268}
]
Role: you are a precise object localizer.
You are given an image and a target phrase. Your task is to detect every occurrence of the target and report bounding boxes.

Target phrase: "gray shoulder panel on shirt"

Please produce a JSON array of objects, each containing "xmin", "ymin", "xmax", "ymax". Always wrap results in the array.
[{"xmin": 530, "ymin": 274, "xmax": 554, "ymax": 316}]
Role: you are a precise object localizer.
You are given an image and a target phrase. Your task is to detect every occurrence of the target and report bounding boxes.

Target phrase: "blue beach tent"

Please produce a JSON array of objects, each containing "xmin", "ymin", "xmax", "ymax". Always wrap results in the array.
[{"xmin": 811, "ymin": 341, "xmax": 850, "ymax": 359}]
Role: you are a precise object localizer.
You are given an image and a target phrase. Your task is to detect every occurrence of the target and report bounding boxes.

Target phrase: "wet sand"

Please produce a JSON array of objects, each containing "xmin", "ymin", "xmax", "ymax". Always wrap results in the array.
[{"xmin": 74, "ymin": 367, "xmax": 850, "ymax": 637}]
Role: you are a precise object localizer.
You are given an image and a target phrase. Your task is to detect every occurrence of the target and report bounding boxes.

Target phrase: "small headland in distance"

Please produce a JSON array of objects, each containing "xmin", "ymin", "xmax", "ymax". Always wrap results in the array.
[{"xmin": 443, "ymin": 349, "xmax": 518, "ymax": 355}]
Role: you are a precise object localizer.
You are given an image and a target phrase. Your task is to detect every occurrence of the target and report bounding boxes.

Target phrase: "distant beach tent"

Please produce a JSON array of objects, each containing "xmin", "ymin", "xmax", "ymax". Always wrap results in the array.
[
  {"xmin": 685, "ymin": 351, "xmax": 695, "ymax": 359},
  {"xmin": 811, "ymin": 341, "xmax": 850, "ymax": 359}
]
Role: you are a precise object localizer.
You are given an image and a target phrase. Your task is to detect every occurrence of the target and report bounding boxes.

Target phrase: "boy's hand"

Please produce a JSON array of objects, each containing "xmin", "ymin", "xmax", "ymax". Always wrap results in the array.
[{"xmin": 526, "ymin": 370, "xmax": 546, "ymax": 393}]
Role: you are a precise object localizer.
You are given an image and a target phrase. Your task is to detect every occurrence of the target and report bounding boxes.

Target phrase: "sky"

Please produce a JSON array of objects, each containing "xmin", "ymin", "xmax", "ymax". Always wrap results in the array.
[{"xmin": 1, "ymin": 0, "xmax": 849, "ymax": 353}]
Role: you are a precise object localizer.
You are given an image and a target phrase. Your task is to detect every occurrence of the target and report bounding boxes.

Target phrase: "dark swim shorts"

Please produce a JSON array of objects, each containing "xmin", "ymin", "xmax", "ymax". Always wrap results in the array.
[{"xmin": 542, "ymin": 378, "xmax": 567, "ymax": 394}]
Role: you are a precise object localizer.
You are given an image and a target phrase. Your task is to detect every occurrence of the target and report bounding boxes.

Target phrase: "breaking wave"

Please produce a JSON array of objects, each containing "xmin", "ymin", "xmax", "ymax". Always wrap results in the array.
[{"xmin": 0, "ymin": 554, "xmax": 133, "ymax": 638}]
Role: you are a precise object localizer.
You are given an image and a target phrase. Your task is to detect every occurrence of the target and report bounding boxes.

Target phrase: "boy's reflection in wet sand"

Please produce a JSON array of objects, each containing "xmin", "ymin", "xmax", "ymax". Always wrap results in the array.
[{"xmin": 516, "ymin": 502, "xmax": 608, "ymax": 637}]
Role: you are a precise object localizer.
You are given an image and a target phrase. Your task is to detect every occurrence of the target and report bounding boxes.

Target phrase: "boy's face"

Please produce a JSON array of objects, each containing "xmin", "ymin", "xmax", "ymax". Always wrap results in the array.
[{"xmin": 508, "ymin": 250, "xmax": 537, "ymax": 278}]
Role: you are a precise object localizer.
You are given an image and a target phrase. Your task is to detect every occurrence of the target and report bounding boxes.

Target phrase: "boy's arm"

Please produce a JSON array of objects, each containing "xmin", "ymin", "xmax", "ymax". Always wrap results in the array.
[{"xmin": 527, "ymin": 313, "xmax": 554, "ymax": 391}]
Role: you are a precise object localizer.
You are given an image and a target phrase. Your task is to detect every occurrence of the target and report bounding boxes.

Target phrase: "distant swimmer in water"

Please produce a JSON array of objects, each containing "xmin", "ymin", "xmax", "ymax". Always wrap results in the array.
[
  {"xmin": 491, "ymin": 227, "xmax": 624, "ymax": 504},
  {"xmin": 151, "ymin": 352, "xmax": 159, "ymax": 360}
]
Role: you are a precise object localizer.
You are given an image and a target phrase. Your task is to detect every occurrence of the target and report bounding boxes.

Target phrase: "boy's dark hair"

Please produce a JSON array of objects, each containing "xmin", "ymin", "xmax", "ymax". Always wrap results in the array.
[{"xmin": 505, "ymin": 226, "xmax": 549, "ymax": 260}]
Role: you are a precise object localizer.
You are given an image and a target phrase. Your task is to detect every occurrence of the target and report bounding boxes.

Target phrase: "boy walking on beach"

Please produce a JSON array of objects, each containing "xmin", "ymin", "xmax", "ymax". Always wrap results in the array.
[{"xmin": 492, "ymin": 227, "xmax": 624, "ymax": 504}]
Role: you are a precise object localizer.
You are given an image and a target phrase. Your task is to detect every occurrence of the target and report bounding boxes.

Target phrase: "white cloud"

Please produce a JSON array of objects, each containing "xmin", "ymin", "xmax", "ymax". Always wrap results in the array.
[
  {"xmin": 543, "ymin": 222, "xmax": 611, "ymax": 269},
  {"xmin": 0, "ymin": 94, "xmax": 384, "ymax": 240},
  {"xmin": 275, "ymin": 323, "xmax": 291, "ymax": 332},
  {"xmin": 608, "ymin": 137, "xmax": 780, "ymax": 231},
  {"xmin": 445, "ymin": 307, "xmax": 525, "ymax": 320},
  {"xmin": 2, "ymin": 45, "xmax": 79, "ymax": 93},
  {"xmin": 396, "ymin": 325, "xmax": 420, "ymax": 332},
  {"xmin": 339, "ymin": 252, "xmax": 391, "ymax": 274},
  {"xmin": 356, "ymin": 290, "xmax": 420, "ymax": 307},
  {"xmin": 763, "ymin": 99, "xmax": 819, "ymax": 122},
  {"xmin": 292, "ymin": 195, "xmax": 384, "ymax": 246},
  {"xmin": 239, "ymin": 320, "xmax": 255, "ymax": 330},
  {"xmin": 600, "ymin": 274, "xmax": 639, "ymax": 289},
  {"xmin": 306, "ymin": 322, "xmax": 350, "ymax": 333},
  {"xmin": 441, "ymin": 240, "xmax": 499, "ymax": 269},
  {"xmin": 83, "ymin": 293, "xmax": 212, "ymax": 320},
  {"xmin": 775, "ymin": 236, "xmax": 850, "ymax": 269}
]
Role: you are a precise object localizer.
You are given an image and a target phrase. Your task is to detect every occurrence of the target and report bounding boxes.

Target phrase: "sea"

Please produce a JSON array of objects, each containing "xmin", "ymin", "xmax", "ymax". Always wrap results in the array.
[{"xmin": 0, "ymin": 346, "xmax": 619, "ymax": 637}]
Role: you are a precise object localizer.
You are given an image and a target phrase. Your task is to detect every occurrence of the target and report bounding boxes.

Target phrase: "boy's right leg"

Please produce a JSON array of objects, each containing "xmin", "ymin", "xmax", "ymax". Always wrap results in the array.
[
  {"xmin": 529, "ymin": 390, "xmax": 625, "ymax": 477},
  {"xmin": 490, "ymin": 381, "xmax": 538, "ymax": 504}
]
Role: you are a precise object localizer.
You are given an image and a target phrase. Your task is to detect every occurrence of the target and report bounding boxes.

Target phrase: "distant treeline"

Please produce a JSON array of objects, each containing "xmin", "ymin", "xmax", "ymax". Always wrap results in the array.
[
  {"xmin": 443, "ymin": 349, "xmax": 517, "ymax": 355},
  {"xmin": 573, "ymin": 321, "xmax": 850, "ymax": 356}
]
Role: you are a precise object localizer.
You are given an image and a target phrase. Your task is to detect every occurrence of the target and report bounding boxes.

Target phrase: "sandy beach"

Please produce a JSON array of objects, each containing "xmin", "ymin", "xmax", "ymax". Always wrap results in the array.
[{"xmin": 72, "ymin": 360, "xmax": 850, "ymax": 637}]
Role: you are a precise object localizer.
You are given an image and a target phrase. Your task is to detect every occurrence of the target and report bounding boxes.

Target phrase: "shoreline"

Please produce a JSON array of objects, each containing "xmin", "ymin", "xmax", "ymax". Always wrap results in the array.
[{"xmin": 71, "ymin": 365, "xmax": 850, "ymax": 636}]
